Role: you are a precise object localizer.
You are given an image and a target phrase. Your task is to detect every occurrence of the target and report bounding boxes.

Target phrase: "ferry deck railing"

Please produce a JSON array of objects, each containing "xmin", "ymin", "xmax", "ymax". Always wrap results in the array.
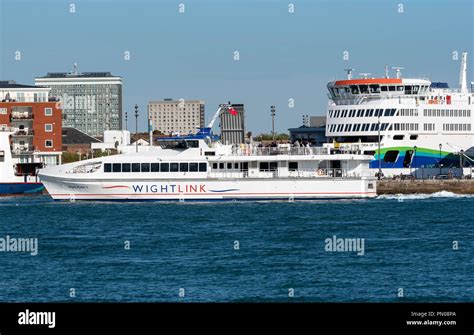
[
  {"xmin": 208, "ymin": 168, "xmax": 363, "ymax": 179},
  {"xmin": 231, "ymin": 146, "xmax": 328, "ymax": 156}
]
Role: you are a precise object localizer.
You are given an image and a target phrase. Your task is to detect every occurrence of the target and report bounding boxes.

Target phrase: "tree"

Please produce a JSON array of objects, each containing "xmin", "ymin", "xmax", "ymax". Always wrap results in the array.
[{"xmin": 254, "ymin": 133, "xmax": 290, "ymax": 141}]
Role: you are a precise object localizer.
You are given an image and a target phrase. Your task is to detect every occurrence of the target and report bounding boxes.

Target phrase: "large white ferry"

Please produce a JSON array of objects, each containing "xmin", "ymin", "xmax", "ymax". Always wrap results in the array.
[
  {"xmin": 39, "ymin": 119, "xmax": 376, "ymax": 201},
  {"xmin": 325, "ymin": 52, "xmax": 474, "ymax": 177}
]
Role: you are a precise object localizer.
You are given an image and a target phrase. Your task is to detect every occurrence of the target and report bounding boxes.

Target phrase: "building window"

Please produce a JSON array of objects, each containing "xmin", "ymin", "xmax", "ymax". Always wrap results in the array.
[
  {"xmin": 45, "ymin": 124, "xmax": 53, "ymax": 132},
  {"xmin": 0, "ymin": 108, "xmax": 7, "ymax": 114},
  {"xmin": 45, "ymin": 108, "xmax": 53, "ymax": 116},
  {"xmin": 45, "ymin": 140, "xmax": 53, "ymax": 148}
]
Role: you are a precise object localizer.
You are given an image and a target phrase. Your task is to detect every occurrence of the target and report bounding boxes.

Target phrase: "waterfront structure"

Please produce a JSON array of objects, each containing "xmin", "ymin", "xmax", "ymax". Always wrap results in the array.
[
  {"xmin": 0, "ymin": 80, "xmax": 50, "ymax": 103},
  {"xmin": 62, "ymin": 127, "xmax": 102, "ymax": 154},
  {"xmin": 35, "ymin": 67, "xmax": 122, "ymax": 137},
  {"xmin": 325, "ymin": 52, "xmax": 474, "ymax": 177},
  {"xmin": 0, "ymin": 81, "xmax": 62, "ymax": 194},
  {"xmin": 219, "ymin": 103, "xmax": 245, "ymax": 145},
  {"xmin": 289, "ymin": 116, "xmax": 327, "ymax": 145},
  {"xmin": 148, "ymin": 99, "xmax": 205, "ymax": 136}
]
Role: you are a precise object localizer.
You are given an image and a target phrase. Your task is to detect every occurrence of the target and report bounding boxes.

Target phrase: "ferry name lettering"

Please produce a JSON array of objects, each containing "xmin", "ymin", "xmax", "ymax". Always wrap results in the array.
[{"xmin": 132, "ymin": 184, "xmax": 206, "ymax": 193}]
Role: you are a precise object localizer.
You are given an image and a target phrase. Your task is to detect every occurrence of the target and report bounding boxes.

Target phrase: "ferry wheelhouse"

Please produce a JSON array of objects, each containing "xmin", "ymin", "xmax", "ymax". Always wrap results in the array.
[
  {"xmin": 325, "ymin": 52, "xmax": 474, "ymax": 177},
  {"xmin": 38, "ymin": 137, "xmax": 376, "ymax": 201}
]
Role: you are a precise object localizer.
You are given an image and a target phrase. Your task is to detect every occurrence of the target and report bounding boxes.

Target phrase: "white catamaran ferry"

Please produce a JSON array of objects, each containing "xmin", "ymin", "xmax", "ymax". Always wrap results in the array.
[
  {"xmin": 325, "ymin": 52, "xmax": 474, "ymax": 177},
  {"xmin": 39, "ymin": 115, "xmax": 376, "ymax": 201}
]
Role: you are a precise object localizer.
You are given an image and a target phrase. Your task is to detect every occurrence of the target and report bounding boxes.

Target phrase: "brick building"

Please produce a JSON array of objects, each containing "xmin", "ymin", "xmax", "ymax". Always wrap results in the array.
[{"xmin": 0, "ymin": 102, "xmax": 63, "ymax": 166}]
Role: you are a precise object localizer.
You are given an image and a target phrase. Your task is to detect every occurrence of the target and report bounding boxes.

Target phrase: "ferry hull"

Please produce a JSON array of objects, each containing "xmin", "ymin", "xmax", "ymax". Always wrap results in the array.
[
  {"xmin": 0, "ymin": 182, "xmax": 44, "ymax": 195},
  {"xmin": 40, "ymin": 177, "xmax": 377, "ymax": 201}
]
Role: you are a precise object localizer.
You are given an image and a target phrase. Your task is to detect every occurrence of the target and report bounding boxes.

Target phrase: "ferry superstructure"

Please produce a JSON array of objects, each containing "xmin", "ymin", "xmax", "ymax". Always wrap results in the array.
[
  {"xmin": 325, "ymin": 52, "xmax": 474, "ymax": 177},
  {"xmin": 38, "ymin": 137, "xmax": 376, "ymax": 201}
]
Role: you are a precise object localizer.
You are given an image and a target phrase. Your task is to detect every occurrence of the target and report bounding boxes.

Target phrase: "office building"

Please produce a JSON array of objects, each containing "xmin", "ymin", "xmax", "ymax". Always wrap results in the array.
[
  {"xmin": 148, "ymin": 99, "xmax": 205, "ymax": 135},
  {"xmin": 35, "ymin": 67, "xmax": 122, "ymax": 136}
]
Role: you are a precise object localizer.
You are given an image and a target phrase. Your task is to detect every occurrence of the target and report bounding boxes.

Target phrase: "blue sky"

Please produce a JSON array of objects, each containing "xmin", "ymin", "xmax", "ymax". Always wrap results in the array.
[{"xmin": 0, "ymin": 0, "xmax": 473, "ymax": 133}]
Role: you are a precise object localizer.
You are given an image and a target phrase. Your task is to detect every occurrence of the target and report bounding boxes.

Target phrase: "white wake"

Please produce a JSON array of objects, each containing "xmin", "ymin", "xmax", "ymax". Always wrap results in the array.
[{"xmin": 377, "ymin": 190, "xmax": 473, "ymax": 200}]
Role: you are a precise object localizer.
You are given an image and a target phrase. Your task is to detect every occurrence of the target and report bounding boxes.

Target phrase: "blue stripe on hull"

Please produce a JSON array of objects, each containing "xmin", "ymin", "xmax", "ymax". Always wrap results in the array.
[{"xmin": 0, "ymin": 183, "xmax": 44, "ymax": 195}]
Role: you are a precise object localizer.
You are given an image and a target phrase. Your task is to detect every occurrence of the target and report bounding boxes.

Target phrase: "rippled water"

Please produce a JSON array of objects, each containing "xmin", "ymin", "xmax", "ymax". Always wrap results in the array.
[{"xmin": 0, "ymin": 193, "xmax": 472, "ymax": 302}]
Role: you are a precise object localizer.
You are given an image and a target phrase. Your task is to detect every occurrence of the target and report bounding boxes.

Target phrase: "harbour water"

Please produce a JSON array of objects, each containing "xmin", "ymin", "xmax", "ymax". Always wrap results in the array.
[{"xmin": 0, "ymin": 193, "xmax": 472, "ymax": 302}]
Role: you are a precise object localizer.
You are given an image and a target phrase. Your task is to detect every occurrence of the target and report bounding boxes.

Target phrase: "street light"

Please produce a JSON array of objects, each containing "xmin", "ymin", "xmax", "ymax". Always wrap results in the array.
[
  {"xmin": 377, "ymin": 115, "xmax": 382, "ymax": 179},
  {"xmin": 135, "ymin": 104, "xmax": 139, "ymax": 153},
  {"xmin": 270, "ymin": 106, "xmax": 276, "ymax": 141},
  {"xmin": 439, "ymin": 143, "xmax": 442, "ymax": 175}
]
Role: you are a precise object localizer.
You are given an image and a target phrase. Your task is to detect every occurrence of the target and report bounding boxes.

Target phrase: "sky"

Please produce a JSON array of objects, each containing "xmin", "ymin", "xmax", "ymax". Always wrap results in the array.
[{"xmin": 0, "ymin": 0, "xmax": 473, "ymax": 134}]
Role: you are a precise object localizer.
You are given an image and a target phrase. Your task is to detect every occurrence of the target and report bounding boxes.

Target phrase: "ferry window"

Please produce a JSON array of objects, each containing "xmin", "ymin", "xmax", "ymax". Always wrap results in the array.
[
  {"xmin": 122, "ymin": 163, "xmax": 131, "ymax": 172},
  {"xmin": 356, "ymin": 109, "xmax": 363, "ymax": 117},
  {"xmin": 403, "ymin": 150, "xmax": 414, "ymax": 168},
  {"xmin": 364, "ymin": 110, "xmax": 370, "ymax": 117},
  {"xmin": 384, "ymin": 109, "xmax": 391, "ymax": 116},
  {"xmin": 112, "ymin": 163, "xmax": 121, "ymax": 173},
  {"xmin": 104, "ymin": 163, "xmax": 112, "ymax": 173},
  {"xmin": 189, "ymin": 163, "xmax": 198, "ymax": 172},
  {"xmin": 405, "ymin": 86, "xmax": 412, "ymax": 94},
  {"xmin": 170, "ymin": 163, "xmax": 179, "ymax": 172},
  {"xmin": 132, "ymin": 163, "xmax": 140, "ymax": 172},
  {"xmin": 161, "ymin": 163, "xmax": 170, "ymax": 172},
  {"xmin": 350, "ymin": 85, "xmax": 359, "ymax": 94},
  {"xmin": 212, "ymin": 163, "xmax": 218, "ymax": 169},
  {"xmin": 204, "ymin": 151, "xmax": 215, "ymax": 156},
  {"xmin": 199, "ymin": 163, "xmax": 207, "ymax": 172},
  {"xmin": 384, "ymin": 150, "xmax": 399, "ymax": 163},
  {"xmin": 151, "ymin": 163, "xmax": 160, "ymax": 172},
  {"xmin": 0, "ymin": 151, "xmax": 4, "ymax": 162},
  {"xmin": 259, "ymin": 162, "xmax": 269, "ymax": 171},
  {"xmin": 381, "ymin": 86, "xmax": 388, "ymax": 92},
  {"xmin": 269, "ymin": 162, "xmax": 278, "ymax": 171},
  {"xmin": 219, "ymin": 163, "xmax": 224, "ymax": 169},
  {"xmin": 179, "ymin": 163, "xmax": 189, "ymax": 172},
  {"xmin": 388, "ymin": 86, "xmax": 395, "ymax": 92},
  {"xmin": 364, "ymin": 151, "xmax": 376, "ymax": 156},
  {"xmin": 370, "ymin": 124, "xmax": 376, "ymax": 131},
  {"xmin": 397, "ymin": 86, "xmax": 404, "ymax": 92},
  {"xmin": 359, "ymin": 85, "xmax": 369, "ymax": 94},
  {"xmin": 141, "ymin": 163, "xmax": 150, "ymax": 172},
  {"xmin": 393, "ymin": 135, "xmax": 404, "ymax": 140},
  {"xmin": 289, "ymin": 162, "xmax": 298, "ymax": 171},
  {"xmin": 234, "ymin": 163, "xmax": 239, "ymax": 169},
  {"xmin": 413, "ymin": 86, "xmax": 419, "ymax": 94},
  {"xmin": 410, "ymin": 135, "xmax": 418, "ymax": 140},
  {"xmin": 368, "ymin": 109, "xmax": 374, "ymax": 117},
  {"xmin": 227, "ymin": 162, "xmax": 232, "ymax": 170},
  {"xmin": 390, "ymin": 109, "xmax": 397, "ymax": 116},
  {"xmin": 369, "ymin": 85, "xmax": 380, "ymax": 93}
]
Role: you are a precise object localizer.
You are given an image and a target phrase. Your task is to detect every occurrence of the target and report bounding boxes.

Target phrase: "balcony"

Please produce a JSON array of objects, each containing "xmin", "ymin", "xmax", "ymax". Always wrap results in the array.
[
  {"xmin": 13, "ymin": 129, "xmax": 34, "ymax": 137},
  {"xmin": 11, "ymin": 112, "xmax": 34, "ymax": 121}
]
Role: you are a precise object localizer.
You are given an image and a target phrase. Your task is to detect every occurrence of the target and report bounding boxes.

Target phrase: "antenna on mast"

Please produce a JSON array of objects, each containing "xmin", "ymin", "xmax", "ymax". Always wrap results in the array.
[
  {"xmin": 391, "ymin": 67, "xmax": 405, "ymax": 79},
  {"xmin": 459, "ymin": 52, "xmax": 468, "ymax": 93},
  {"xmin": 344, "ymin": 69, "xmax": 354, "ymax": 80},
  {"xmin": 359, "ymin": 73, "xmax": 371, "ymax": 79},
  {"xmin": 384, "ymin": 65, "xmax": 389, "ymax": 78}
]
